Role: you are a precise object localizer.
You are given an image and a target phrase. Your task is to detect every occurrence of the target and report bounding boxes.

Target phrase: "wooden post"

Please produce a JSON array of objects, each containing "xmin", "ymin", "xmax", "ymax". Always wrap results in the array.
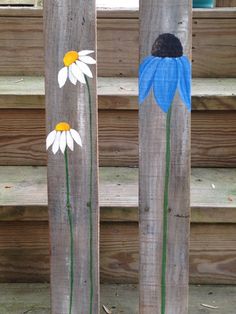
[
  {"xmin": 44, "ymin": 0, "xmax": 99, "ymax": 313},
  {"xmin": 139, "ymin": 1, "xmax": 191, "ymax": 313}
]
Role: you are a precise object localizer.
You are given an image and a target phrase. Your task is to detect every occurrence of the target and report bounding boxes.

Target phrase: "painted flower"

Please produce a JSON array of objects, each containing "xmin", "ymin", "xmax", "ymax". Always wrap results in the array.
[
  {"xmin": 46, "ymin": 122, "xmax": 82, "ymax": 154},
  {"xmin": 58, "ymin": 50, "xmax": 96, "ymax": 88},
  {"xmin": 139, "ymin": 33, "xmax": 191, "ymax": 112}
]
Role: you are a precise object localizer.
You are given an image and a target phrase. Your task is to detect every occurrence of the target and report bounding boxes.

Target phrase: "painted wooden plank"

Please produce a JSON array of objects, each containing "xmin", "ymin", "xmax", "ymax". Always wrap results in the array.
[
  {"xmin": 1, "ymin": 109, "xmax": 236, "ymax": 167},
  {"xmin": 0, "ymin": 221, "xmax": 235, "ymax": 284},
  {"xmin": 1, "ymin": 167, "xmax": 236, "ymax": 223},
  {"xmin": 44, "ymin": 0, "xmax": 99, "ymax": 313},
  {"xmin": 0, "ymin": 77, "xmax": 235, "ymax": 110},
  {"xmin": 0, "ymin": 9, "xmax": 235, "ymax": 77},
  {"xmin": 139, "ymin": 1, "xmax": 191, "ymax": 313}
]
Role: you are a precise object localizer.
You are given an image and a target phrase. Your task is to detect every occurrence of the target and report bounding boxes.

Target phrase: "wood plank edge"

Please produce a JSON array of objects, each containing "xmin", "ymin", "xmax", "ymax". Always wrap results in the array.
[
  {"xmin": 0, "ymin": 7, "xmax": 235, "ymax": 18},
  {"xmin": 1, "ymin": 205, "xmax": 236, "ymax": 223}
]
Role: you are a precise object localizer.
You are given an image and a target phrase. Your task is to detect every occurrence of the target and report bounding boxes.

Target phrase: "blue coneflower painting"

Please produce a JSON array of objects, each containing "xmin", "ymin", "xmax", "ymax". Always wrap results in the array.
[
  {"xmin": 139, "ymin": 33, "xmax": 191, "ymax": 314},
  {"xmin": 139, "ymin": 33, "xmax": 191, "ymax": 112}
]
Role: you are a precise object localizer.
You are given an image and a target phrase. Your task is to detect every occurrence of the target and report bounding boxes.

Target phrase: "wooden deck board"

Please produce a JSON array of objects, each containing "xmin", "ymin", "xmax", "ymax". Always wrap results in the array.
[
  {"xmin": 1, "ymin": 109, "xmax": 236, "ymax": 167},
  {"xmin": 0, "ymin": 8, "xmax": 235, "ymax": 76},
  {"xmin": 1, "ymin": 166, "xmax": 236, "ymax": 223},
  {"xmin": 0, "ymin": 283, "xmax": 235, "ymax": 314},
  {"xmin": 0, "ymin": 77, "xmax": 235, "ymax": 110}
]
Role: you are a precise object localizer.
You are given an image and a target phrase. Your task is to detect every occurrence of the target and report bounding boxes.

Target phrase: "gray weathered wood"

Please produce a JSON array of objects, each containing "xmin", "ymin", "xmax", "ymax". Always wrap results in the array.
[
  {"xmin": 1, "ymin": 166, "xmax": 236, "ymax": 223},
  {"xmin": 1, "ymin": 77, "xmax": 236, "ymax": 110},
  {"xmin": 139, "ymin": 0, "xmax": 191, "ymax": 313},
  {"xmin": 44, "ymin": 0, "xmax": 99, "ymax": 313}
]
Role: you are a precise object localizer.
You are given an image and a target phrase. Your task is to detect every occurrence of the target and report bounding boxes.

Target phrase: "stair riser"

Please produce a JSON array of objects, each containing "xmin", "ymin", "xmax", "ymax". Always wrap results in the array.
[
  {"xmin": 1, "ymin": 109, "xmax": 236, "ymax": 167},
  {"xmin": 0, "ymin": 12, "xmax": 235, "ymax": 77},
  {"xmin": 0, "ymin": 221, "xmax": 235, "ymax": 284}
]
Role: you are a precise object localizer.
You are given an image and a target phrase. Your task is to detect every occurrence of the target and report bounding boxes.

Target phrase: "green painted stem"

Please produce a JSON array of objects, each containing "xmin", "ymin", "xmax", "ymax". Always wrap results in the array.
[
  {"xmin": 64, "ymin": 148, "xmax": 74, "ymax": 314},
  {"xmin": 161, "ymin": 106, "xmax": 172, "ymax": 314},
  {"xmin": 85, "ymin": 76, "xmax": 94, "ymax": 314}
]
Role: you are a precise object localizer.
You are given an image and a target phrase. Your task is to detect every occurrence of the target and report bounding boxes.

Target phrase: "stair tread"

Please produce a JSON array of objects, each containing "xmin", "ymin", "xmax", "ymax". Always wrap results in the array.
[
  {"xmin": 0, "ymin": 77, "xmax": 235, "ymax": 110},
  {"xmin": 0, "ymin": 4, "xmax": 235, "ymax": 19},
  {"xmin": 0, "ymin": 166, "xmax": 236, "ymax": 222},
  {"xmin": 0, "ymin": 283, "xmax": 235, "ymax": 314}
]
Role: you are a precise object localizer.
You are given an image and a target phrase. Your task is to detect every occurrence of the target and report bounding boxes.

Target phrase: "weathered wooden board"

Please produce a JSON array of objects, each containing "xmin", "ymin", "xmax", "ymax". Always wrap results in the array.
[
  {"xmin": 1, "ymin": 166, "xmax": 236, "ymax": 223},
  {"xmin": 217, "ymin": 0, "xmax": 236, "ymax": 6},
  {"xmin": 0, "ymin": 0, "xmax": 36, "ymax": 4},
  {"xmin": 191, "ymin": 111, "xmax": 236, "ymax": 167},
  {"xmin": 0, "ymin": 8, "xmax": 235, "ymax": 77},
  {"xmin": 44, "ymin": 0, "xmax": 99, "ymax": 313},
  {"xmin": 0, "ymin": 221, "xmax": 235, "ymax": 284},
  {"xmin": 1, "ymin": 283, "xmax": 236, "ymax": 314},
  {"xmin": 1, "ymin": 77, "xmax": 236, "ymax": 110},
  {"xmin": 139, "ymin": 0, "xmax": 191, "ymax": 313},
  {"xmin": 1, "ymin": 109, "xmax": 236, "ymax": 167},
  {"xmin": 192, "ymin": 18, "xmax": 236, "ymax": 77}
]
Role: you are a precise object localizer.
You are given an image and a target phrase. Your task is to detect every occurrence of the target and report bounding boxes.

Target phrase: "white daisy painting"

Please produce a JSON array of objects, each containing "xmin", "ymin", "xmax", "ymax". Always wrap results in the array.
[
  {"xmin": 46, "ymin": 122, "xmax": 82, "ymax": 154},
  {"xmin": 58, "ymin": 50, "xmax": 96, "ymax": 88}
]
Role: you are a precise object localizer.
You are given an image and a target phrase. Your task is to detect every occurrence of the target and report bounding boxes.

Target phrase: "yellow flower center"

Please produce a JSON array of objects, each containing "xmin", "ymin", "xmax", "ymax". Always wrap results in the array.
[
  {"xmin": 63, "ymin": 51, "xmax": 79, "ymax": 67},
  {"xmin": 55, "ymin": 122, "xmax": 71, "ymax": 132}
]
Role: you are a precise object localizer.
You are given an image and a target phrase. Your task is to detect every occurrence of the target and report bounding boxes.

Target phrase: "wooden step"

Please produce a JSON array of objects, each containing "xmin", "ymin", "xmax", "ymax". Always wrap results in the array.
[
  {"xmin": 0, "ymin": 77, "xmax": 236, "ymax": 167},
  {"xmin": 0, "ymin": 7, "xmax": 235, "ymax": 77},
  {"xmin": 1, "ymin": 77, "xmax": 236, "ymax": 110},
  {"xmin": 0, "ymin": 283, "xmax": 236, "ymax": 314},
  {"xmin": 0, "ymin": 166, "xmax": 236, "ymax": 284}
]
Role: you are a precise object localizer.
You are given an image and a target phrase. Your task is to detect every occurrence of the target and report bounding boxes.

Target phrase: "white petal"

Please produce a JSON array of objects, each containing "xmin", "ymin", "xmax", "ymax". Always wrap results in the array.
[
  {"xmin": 79, "ymin": 56, "xmax": 96, "ymax": 64},
  {"xmin": 58, "ymin": 67, "xmax": 68, "ymax": 88},
  {"xmin": 46, "ymin": 130, "xmax": 56, "ymax": 150},
  {"xmin": 66, "ymin": 131, "xmax": 74, "ymax": 151},
  {"xmin": 52, "ymin": 132, "xmax": 61, "ymax": 154},
  {"xmin": 76, "ymin": 60, "xmax": 93, "ymax": 78},
  {"xmin": 70, "ymin": 129, "xmax": 82, "ymax": 147},
  {"xmin": 68, "ymin": 66, "xmax": 77, "ymax": 85},
  {"xmin": 71, "ymin": 63, "xmax": 86, "ymax": 84},
  {"xmin": 59, "ymin": 131, "xmax": 67, "ymax": 154},
  {"xmin": 79, "ymin": 50, "xmax": 94, "ymax": 56}
]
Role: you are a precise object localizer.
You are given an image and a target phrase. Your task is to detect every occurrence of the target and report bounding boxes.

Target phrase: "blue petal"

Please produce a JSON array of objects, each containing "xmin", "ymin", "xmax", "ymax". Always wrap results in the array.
[
  {"xmin": 153, "ymin": 58, "xmax": 179, "ymax": 112},
  {"xmin": 139, "ymin": 57, "xmax": 162, "ymax": 104},
  {"xmin": 139, "ymin": 56, "xmax": 155, "ymax": 74},
  {"xmin": 177, "ymin": 56, "xmax": 191, "ymax": 111}
]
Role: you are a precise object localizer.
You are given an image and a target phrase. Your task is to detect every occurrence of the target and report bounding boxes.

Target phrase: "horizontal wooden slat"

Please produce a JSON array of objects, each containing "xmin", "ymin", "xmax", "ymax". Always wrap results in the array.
[
  {"xmin": 0, "ymin": 6, "xmax": 236, "ymax": 18},
  {"xmin": 217, "ymin": 0, "xmax": 236, "ymax": 7},
  {"xmin": 1, "ymin": 166, "xmax": 236, "ymax": 223},
  {"xmin": 0, "ymin": 8, "xmax": 235, "ymax": 76},
  {"xmin": 0, "ymin": 0, "xmax": 35, "ymax": 4},
  {"xmin": 0, "ymin": 77, "xmax": 235, "ymax": 110},
  {"xmin": 0, "ymin": 221, "xmax": 235, "ymax": 283},
  {"xmin": 1, "ymin": 109, "xmax": 236, "ymax": 166}
]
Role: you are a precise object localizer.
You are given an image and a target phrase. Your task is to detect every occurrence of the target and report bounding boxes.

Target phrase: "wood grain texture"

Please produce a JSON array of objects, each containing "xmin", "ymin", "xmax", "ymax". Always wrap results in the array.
[
  {"xmin": 192, "ymin": 111, "xmax": 236, "ymax": 167},
  {"xmin": 0, "ymin": 0, "xmax": 35, "ymax": 4},
  {"xmin": 0, "ymin": 8, "xmax": 235, "ymax": 77},
  {"xmin": 1, "ymin": 283, "xmax": 236, "ymax": 314},
  {"xmin": 139, "ymin": 1, "xmax": 191, "ymax": 313},
  {"xmin": 1, "ymin": 77, "xmax": 235, "ymax": 110},
  {"xmin": 1, "ymin": 166, "xmax": 236, "ymax": 223},
  {"xmin": 0, "ymin": 222, "xmax": 235, "ymax": 284},
  {"xmin": 192, "ymin": 17, "xmax": 236, "ymax": 77},
  {"xmin": 44, "ymin": 0, "xmax": 99, "ymax": 313},
  {"xmin": 217, "ymin": 0, "xmax": 236, "ymax": 6},
  {"xmin": 2, "ymin": 110, "xmax": 236, "ymax": 167}
]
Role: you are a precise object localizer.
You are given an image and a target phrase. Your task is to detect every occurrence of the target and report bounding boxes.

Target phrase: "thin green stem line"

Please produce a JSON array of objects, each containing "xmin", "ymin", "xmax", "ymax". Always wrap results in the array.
[
  {"xmin": 161, "ymin": 106, "xmax": 172, "ymax": 314},
  {"xmin": 85, "ymin": 76, "xmax": 94, "ymax": 314},
  {"xmin": 65, "ymin": 148, "xmax": 74, "ymax": 314}
]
